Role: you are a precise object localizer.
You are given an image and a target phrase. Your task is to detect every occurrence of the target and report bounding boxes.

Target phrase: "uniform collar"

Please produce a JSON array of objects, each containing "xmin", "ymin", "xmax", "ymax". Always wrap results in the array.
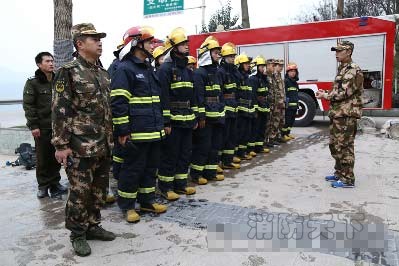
[{"xmin": 77, "ymin": 55, "xmax": 100, "ymax": 69}]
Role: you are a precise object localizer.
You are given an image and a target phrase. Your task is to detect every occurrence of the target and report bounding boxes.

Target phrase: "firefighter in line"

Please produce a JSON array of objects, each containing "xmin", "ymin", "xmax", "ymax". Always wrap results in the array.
[
  {"xmin": 190, "ymin": 36, "xmax": 225, "ymax": 184},
  {"xmin": 265, "ymin": 58, "xmax": 278, "ymax": 147},
  {"xmin": 235, "ymin": 53, "xmax": 256, "ymax": 160},
  {"xmin": 217, "ymin": 42, "xmax": 241, "ymax": 169},
  {"xmin": 157, "ymin": 27, "xmax": 197, "ymax": 201},
  {"xmin": 281, "ymin": 62, "xmax": 299, "ymax": 140},
  {"xmin": 249, "ymin": 56, "xmax": 271, "ymax": 154},
  {"xmin": 110, "ymin": 26, "xmax": 168, "ymax": 223},
  {"xmin": 153, "ymin": 45, "xmax": 167, "ymax": 71},
  {"xmin": 186, "ymin": 55, "xmax": 197, "ymax": 71}
]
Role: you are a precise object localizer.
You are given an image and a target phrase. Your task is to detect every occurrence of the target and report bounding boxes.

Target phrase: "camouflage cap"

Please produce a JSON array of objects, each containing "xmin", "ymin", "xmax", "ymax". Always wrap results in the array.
[
  {"xmin": 71, "ymin": 23, "xmax": 106, "ymax": 41},
  {"xmin": 277, "ymin": 59, "xmax": 284, "ymax": 65},
  {"xmin": 331, "ymin": 40, "xmax": 354, "ymax": 51},
  {"xmin": 266, "ymin": 58, "xmax": 275, "ymax": 64}
]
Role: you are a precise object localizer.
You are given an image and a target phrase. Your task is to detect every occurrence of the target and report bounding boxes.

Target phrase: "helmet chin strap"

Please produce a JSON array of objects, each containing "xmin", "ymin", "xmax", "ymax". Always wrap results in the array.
[
  {"xmin": 136, "ymin": 42, "xmax": 154, "ymax": 61},
  {"xmin": 173, "ymin": 47, "xmax": 188, "ymax": 57}
]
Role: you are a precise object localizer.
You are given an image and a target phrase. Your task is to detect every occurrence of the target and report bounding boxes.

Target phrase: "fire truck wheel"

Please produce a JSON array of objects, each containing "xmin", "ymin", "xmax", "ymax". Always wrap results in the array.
[{"xmin": 294, "ymin": 92, "xmax": 316, "ymax": 127}]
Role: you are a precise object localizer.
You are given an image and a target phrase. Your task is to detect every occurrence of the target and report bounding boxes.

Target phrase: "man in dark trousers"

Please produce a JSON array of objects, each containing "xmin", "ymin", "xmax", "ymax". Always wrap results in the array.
[{"xmin": 23, "ymin": 52, "xmax": 65, "ymax": 198}]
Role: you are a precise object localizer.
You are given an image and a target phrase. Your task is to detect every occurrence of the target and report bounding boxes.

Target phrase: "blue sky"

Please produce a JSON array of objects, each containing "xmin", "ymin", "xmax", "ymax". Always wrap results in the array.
[{"xmin": 0, "ymin": 0, "xmax": 319, "ymax": 100}]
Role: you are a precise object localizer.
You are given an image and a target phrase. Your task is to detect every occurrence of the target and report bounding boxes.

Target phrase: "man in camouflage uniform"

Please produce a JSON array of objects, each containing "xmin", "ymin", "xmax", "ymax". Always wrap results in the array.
[
  {"xmin": 52, "ymin": 23, "xmax": 115, "ymax": 257},
  {"xmin": 275, "ymin": 59, "xmax": 287, "ymax": 142},
  {"xmin": 316, "ymin": 41, "xmax": 363, "ymax": 188},
  {"xmin": 23, "ymin": 52, "xmax": 65, "ymax": 198},
  {"xmin": 265, "ymin": 59, "xmax": 281, "ymax": 146}
]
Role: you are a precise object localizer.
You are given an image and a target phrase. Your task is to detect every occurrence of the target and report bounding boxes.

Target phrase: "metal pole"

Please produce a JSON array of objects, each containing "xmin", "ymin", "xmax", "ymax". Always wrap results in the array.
[{"xmin": 201, "ymin": 0, "xmax": 206, "ymax": 28}]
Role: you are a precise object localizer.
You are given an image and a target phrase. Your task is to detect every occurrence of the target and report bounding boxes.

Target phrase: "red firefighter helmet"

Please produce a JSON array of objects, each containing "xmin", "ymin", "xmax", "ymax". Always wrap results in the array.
[{"xmin": 122, "ymin": 26, "xmax": 155, "ymax": 47}]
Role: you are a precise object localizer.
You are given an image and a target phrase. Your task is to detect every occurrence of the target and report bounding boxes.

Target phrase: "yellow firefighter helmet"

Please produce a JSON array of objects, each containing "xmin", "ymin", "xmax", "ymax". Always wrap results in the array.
[
  {"xmin": 187, "ymin": 55, "xmax": 197, "ymax": 64},
  {"xmin": 221, "ymin": 42, "xmax": 237, "ymax": 57},
  {"xmin": 251, "ymin": 55, "xmax": 266, "ymax": 66},
  {"xmin": 153, "ymin": 46, "xmax": 167, "ymax": 59},
  {"xmin": 198, "ymin": 36, "xmax": 221, "ymax": 56},
  {"xmin": 234, "ymin": 54, "xmax": 251, "ymax": 65},
  {"xmin": 165, "ymin": 27, "xmax": 188, "ymax": 50}
]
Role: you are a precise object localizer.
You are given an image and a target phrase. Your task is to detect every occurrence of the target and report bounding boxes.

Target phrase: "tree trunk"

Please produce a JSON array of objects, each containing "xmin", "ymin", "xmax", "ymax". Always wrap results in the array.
[
  {"xmin": 53, "ymin": 0, "xmax": 73, "ymax": 69},
  {"xmin": 337, "ymin": 0, "xmax": 344, "ymax": 18},
  {"xmin": 241, "ymin": 0, "xmax": 250, "ymax": 28}
]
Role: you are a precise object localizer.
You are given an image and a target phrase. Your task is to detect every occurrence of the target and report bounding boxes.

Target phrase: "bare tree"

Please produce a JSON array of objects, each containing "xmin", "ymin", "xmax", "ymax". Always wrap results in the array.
[
  {"xmin": 53, "ymin": 0, "xmax": 73, "ymax": 69},
  {"xmin": 241, "ymin": 0, "xmax": 250, "ymax": 28},
  {"xmin": 201, "ymin": 0, "xmax": 239, "ymax": 33}
]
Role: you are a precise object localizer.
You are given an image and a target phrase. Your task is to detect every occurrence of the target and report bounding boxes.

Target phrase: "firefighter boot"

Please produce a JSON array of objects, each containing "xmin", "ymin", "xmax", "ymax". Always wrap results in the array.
[
  {"xmin": 193, "ymin": 177, "xmax": 208, "ymax": 185},
  {"xmin": 260, "ymin": 148, "xmax": 270, "ymax": 153},
  {"xmin": 160, "ymin": 190, "xmax": 180, "ymax": 201},
  {"xmin": 105, "ymin": 192, "xmax": 116, "ymax": 204},
  {"xmin": 212, "ymin": 174, "xmax": 225, "ymax": 181},
  {"xmin": 126, "ymin": 209, "xmax": 140, "ymax": 223},
  {"xmin": 175, "ymin": 186, "xmax": 196, "ymax": 195},
  {"xmin": 282, "ymin": 135, "xmax": 291, "ymax": 142},
  {"xmin": 86, "ymin": 225, "xmax": 116, "ymax": 241},
  {"xmin": 222, "ymin": 162, "xmax": 240, "ymax": 169},
  {"xmin": 217, "ymin": 165, "xmax": 224, "ymax": 174},
  {"xmin": 288, "ymin": 134, "xmax": 296, "ymax": 139},
  {"xmin": 249, "ymin": 151, "xmax": 257, "ymax": 157},
  {"xmin": 140, "ymin": 202, "xmax": 168, "ymax": 213},
  {"xmin": 240, "ymin": 154, "xmax": 253, "ymax": 160},
  {"xmin": 233, "ymin": 156, "xmax": 241, "ymax": 163},
  {"xmin": 71, "ymin": 235, "xmax": 91, "ymax": 257}
]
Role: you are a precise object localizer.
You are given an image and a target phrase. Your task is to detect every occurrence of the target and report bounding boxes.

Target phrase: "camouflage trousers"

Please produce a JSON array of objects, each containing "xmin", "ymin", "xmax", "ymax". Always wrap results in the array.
[
  {"xmin": 329, "ymin": 117, "xmax": 357, "ymax": 184},
  {"xmin": 65, "ymin": 155, "xmax": 110, "ymax": 237},
  {"xmin": 268, "ymin": 107, "xmax": 285, "ymax": 140}
]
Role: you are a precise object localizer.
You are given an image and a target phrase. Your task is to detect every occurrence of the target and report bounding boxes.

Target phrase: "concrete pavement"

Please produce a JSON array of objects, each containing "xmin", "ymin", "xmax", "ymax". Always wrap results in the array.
[{"xmin": 0, "ymin": 118, "xmax": 398, "ymax": 266}]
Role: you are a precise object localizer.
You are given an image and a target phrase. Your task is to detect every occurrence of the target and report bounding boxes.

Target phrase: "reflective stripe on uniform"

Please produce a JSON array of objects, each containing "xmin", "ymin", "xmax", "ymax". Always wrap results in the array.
[
  {"xmin": 158, "ymin": 175, "xmax": 174, "ymax": 182},
  {"xmin": 170, "ymin": 82, "xmax": 193, "ymax": 89},
  {"xmin": 129, "ymin": 96, "xmax": 160, "ymax": 104},
  {"xmin": 238, "ymin": 85, "xmax": 252, "ymax": 91},
  {"xmin": 131, "ymin": 130, "xmax": 165, "ymax": 141},
  {"xmin": 255, "ymin": 142, "xmax": 263, "ymax": 146},
  {"xmin": 191, "ymin": 163, "xmax": 204, "ymax": 171},
  {"xmin": 224, "ymin": 106, "xmax": 237, "ymax": 112},
  {"xmin": 198, "ymin": 107, "xmax": 206, "ymax": 113},
  {"xmin": 138, "ymin": 187, "xmax": 156, "ymax": 194},
  {"xmin": 112, "ymin": 116, "xmax": 129, "ymax": 125},
  {"xmin": 171, "ymin": 113, "xmax": 196, "ymax": 121},
  {"xmin": 238, "ymin": 145, "xmax": 247, "ymax": 149},
  {"xmin": 224, "ymin": 83, "xmax": 237, "ymax": 89},
  {"xmin": 111, "ymin": 89, "xmax": 132, "ymax": 99},
  {"xmin": 191, "ymin": 106, "xmax": 199, "ymax": 112},
  {"xmin": 237, "ymin": 106, "xmax": 255, "ymax": 113},
  {"xmin": 247, "ymin": 142, "xmax": 255, "ymax": 147},
  {"xmin": 204, "ymin": 164, "xmax": 217, "ymax": 170},
  {"xmin": 257, "ymin": 87, "xmax": 268, "ymax": 92},
  {"xmin": 175, "ymin": 173, "xmax": 188, "ymax": 180},
  {"xmin": 205, "ymin": 84, "xmax": 221, "ymax": 91},
  {"xmin": 206, "ymin": 110, "xmax": 225, "ymax": 118},
  {"xmin": 118, "ymin": 190, "xmax": 137, "ymax": 199},
  {"xmin": 163, "ymin": 109, "xmax": 171, "ymax": 117},
  {"xmin": 222, "ymin": 149, "xmax": 235, "ymax": 155},
  {"xmin": 288, "ymin": 102, "xmax": 298, "ymax": 106},
  {"xmin": 287, "ymin": 87, "xmax": 298, "ymax": 91},
  {"xmin": 257, "ymin": 107, "xmax": 270, "ymax": 112},
  {"xmin": 113, "ymin": 156, "xmax": 124, "ymax": 163}
]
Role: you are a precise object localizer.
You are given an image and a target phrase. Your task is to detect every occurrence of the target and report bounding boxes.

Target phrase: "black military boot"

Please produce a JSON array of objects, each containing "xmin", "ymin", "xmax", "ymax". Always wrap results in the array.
[
  {"xmin": 37, "ymin": 186, "xmax": 49, "ymax": 198},
  {"xmin": 86, "ymin": 225, "xmax": 116, "ymax": 241},
  {"xmin": 49, "ymin": 183, "xmax": 67, "ymax": 197},
  {"xmin": 71, "ymin": 235, "xmax": 91, "ymax": 256}
]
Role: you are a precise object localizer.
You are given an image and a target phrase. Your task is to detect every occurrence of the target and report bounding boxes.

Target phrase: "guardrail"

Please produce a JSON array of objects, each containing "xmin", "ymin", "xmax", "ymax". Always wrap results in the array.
[{"xmin": 0, "ymin": 100, "xmax": 23, "ymax": 105}]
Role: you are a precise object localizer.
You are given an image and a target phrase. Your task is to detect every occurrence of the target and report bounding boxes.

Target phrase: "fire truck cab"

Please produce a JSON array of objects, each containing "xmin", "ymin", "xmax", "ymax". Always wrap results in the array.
[{"xmin": 188, "ymin": 15, "xmax": 397, "ymax": 126}]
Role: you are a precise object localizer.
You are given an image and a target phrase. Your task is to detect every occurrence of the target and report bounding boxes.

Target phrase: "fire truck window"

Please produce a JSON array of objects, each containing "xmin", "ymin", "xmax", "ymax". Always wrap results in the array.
[
  {"xmin": 238, "ymin": 43, "xmax": 284, "ymax": 65},
  {"xmin": 288, "ymin": 39, "xmax": 337, "ymax": 82},
  {"xmin": 362, "ymin": 71, "xmax": 382, "ymax": 108}
]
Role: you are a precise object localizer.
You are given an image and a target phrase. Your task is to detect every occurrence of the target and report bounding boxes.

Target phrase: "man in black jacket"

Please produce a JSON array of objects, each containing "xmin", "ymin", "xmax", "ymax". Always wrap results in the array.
[
  {"xmin": 23, "ymin": 52, "xmax": 65, "ymax": 198},
  {"xmin": 282, "ymin": 62, "xmax": 299, "ymax": 140}
]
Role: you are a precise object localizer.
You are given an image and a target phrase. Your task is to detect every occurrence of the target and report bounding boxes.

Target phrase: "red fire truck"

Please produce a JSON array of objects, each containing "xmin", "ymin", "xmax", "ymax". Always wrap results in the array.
[{"xmin": 188, "ymin": 15, "xmax": 398, "ymax": 126}]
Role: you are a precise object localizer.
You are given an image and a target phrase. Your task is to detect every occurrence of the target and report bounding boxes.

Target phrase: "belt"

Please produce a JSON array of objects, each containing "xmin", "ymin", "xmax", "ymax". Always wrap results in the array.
[
  {"xmin": 238, "ymin": 98, "xmax": 252, "ymax": 105},
  {"xmin": 170, "ymin": 101, "xmax": 190, "ymax": 109},
  {"xmin": 223, "ymin": 93, "xmax": 235, "ymax": 99},
  {"xmin": 206, "ymin": 96, "xmax": 220, "ymax": 103}
]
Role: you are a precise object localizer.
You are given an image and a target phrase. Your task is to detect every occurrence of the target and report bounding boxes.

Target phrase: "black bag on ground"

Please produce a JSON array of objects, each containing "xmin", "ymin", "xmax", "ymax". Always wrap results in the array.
[{"xmin": 14, "ymin": 143, "xmax": 36, "ymax": 170}]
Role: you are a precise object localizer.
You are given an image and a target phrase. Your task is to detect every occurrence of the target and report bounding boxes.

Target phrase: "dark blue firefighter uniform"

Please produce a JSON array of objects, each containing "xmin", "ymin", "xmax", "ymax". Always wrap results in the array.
[
  {"xmin": 249, "ymin": 72, "xmax": 271, "ymax": 152},
  {"xmin": 236, "ymin": 69, "xmax": 256, "ymax": 158},
  {"xmin": 190, "ymin": 63, "xmax": 225, "ymax": 181},
  {"xmin": 216, "ymin": 60, "xmax": 239, "ymax": 165},
  {"xmin": 110, "ymin": 53, "xmax": 166, "ymax": 210},
  {"xmin": 282, "ymin": 75, "xmax": 299, "ymax": 136},
  {"xmin": 157, "ymin": 51, "xmax": 198, "ymax": 192}
]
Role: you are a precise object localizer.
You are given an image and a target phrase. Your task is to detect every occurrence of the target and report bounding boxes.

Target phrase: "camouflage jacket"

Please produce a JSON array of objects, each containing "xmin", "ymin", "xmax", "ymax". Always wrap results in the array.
[
  {"xmin": 328, "ymin": 60, "xmax": 364, "ymax": 118},
  {"xmin": 274, "ymin": 72, "xmax": 286, "ymax": 109},
  {"xmin": 266, "ymin": 71, "xmax": 277, "ymax": 110},
  {"xmin": 51, "ymin": 56, "xmax": 113, "ymax": 158},
  {"xmin": 22, "ymin": 69, "xmax": 54, "ymax": 130}
]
